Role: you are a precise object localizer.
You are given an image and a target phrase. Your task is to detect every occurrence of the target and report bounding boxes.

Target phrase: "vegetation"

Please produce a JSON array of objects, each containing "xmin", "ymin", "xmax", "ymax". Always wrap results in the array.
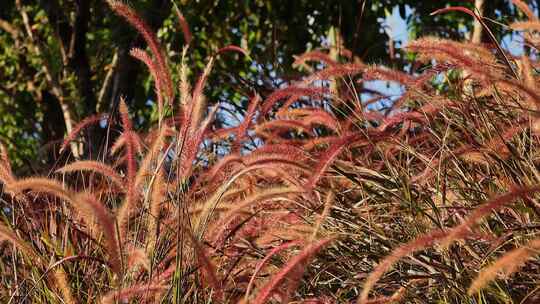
[
  {"xmin": 2, "ymin": 0, "xmax": 540, "ymax": 303},
  {"xmin": 0, "ymin": 0, "xmax": 530, "ymax": 169}
]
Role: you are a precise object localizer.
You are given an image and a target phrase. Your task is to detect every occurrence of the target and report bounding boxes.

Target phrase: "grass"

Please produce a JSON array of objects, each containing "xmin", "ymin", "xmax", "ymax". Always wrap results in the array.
[{"xmin": 1, "ymin": 1, "xmax": 540, "ymax": 303}]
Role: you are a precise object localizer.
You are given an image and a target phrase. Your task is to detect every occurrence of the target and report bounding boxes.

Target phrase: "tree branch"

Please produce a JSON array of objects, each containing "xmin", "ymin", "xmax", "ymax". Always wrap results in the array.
[
  {"xmin": 15, "ymin": 0, "xmax": 79, "ymax": 157},
  {"xmin": 0, "ymin": 18, "xmax": 20, "ymax": 40}
]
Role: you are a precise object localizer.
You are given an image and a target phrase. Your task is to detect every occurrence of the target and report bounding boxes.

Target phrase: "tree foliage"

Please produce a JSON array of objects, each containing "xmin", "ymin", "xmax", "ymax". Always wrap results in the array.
[{"xmin": 0, "ymin": 0, "xmax": 534, "ymax": 171}]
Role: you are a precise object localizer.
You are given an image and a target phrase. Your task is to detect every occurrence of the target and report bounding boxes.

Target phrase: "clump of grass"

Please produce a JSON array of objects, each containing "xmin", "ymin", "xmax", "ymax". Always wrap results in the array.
[
  {"xmin": 0, "ymin": 3, "xmax": 339, "ymax": 302},
  {"xmin": 3, "ymin": 1, "xmax": 540, "ymax": 303}
]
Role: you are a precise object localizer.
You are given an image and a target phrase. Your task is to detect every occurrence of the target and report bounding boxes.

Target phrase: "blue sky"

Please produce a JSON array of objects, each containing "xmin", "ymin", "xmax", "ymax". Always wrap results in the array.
[
  {"xmin": 362, "ymin": 5, "xmax": 410, "ymax": 109},
  {"xmin": 364, "ymin": 4, "xmax": 527, "ymax": 110},
  {"xmin": 218, "ymin": 4, "xmax": 529, "ymax": 126}
]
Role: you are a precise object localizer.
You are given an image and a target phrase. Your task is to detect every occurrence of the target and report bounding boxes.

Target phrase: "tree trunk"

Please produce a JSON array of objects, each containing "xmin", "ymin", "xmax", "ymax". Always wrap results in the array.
[
  {"xmin": 41, "ymin": 91, "xmax": 67, "ymax": 165},
  {"xmin": 463, "ymin": 0, "xmax": 485, "ymax": 97},
  {"xmin": 471, "ymin": 0, "xmax": 485, "ymax": 44}
]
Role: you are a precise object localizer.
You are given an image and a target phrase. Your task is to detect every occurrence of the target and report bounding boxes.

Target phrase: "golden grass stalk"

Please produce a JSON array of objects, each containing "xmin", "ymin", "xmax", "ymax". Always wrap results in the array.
[
  {"xmin": 293, "ymin": 50, "xmax": 339, "ymax": 68},
  {"xmin": 126, "ymin": 247, "xmax": 150, "ymax": 272},
  {"xmin": 134, "ymin": 124, "xmax": 170, "ymax": 189},
  {"xmin": 146, "ymin": 168, "xmax": 166, "ymax": 254},
  {"xmin": 188, "ymin": 57, "xmax": 215, "ymax": 129},
  {"xmin": 4, "ymin": 179, "xmax": 122, "ymax": 274},
  {"xmin": 52, "ymin": 267, "xmax": 75, "ymax": 304},
  {"xmin": 260, "ymin": 86, "xmax": 329, "ymax": 116},
  {"xmin": 173, "ymin": 3, "xmax": 192, "ymax": 44},
  {"xmin": 252, "ymin": 237, "xmax": 334, "ymax": 304},
  {"xmin": 492, "ymin": 78, "xmax": 540, "ymax": 107},
  {"xmin": 56, "ymin": 160, "xmax": 124, "ymax": 190},
  {"xmin": 305, "ymin": 138, "xmax": 349, "ymax": 190},
  {"xmin": 511, "ymin": 21, "xmax": 540, "ymax": 32},
  {"xmin": 129, "ymin": 47, "xmax": 165, "ymax": 119},
  {"xmin": 279, "ymin": 108, "xmax": 340, "ymax": 132},
  {"xmin": 362, "ymin": 65, "xmax": 424, "ymax": 87},
  {"xmin": 244, "ymin": 240, "xmax": 301, "ymax": 301},
  {"xmin": 110, "ymin": 130, "xmax": 144, "ymax": 158},
  {"xmin": 75, "ymin": 192, "xmax": 122, "ymax": 275},
  {"xmin": 118, "ymin": 98, "xmax": 133, "ymax": 132},
  {"xmin": 310, "ymin": 191, "xmax": 334, "ymax": 241},
  {"xmin": 0, "ymin": 142, "xmax": 12, "ymax": 176},
  {"xmin": 178, "ymin": 46, "xmax": 191, "ymax": 110},
  {"xmin": 441, "ymin": 185, "xmax": 540, "ymax": 248},
  {"xmin": 107, "ymin": 0, "xmax": 173, "ymax": 101},
  {"xmin": 0, "ymin": 165, "xmax": 15, "ymax": 186},
  {"xmin": 521, "ymin": 55, "xmax": 535, "ymax": 90},
  {"xmin": 193, "ymin": 164, "xmax": 296, "ymax": 234},
  {"xmin": 115, "ymin": 100, "xmax": 141, "ymax": 236},
  {"xmin": 405, "ymin": 37, "xmax": 500, "ymax": 79},
  {"xmin": 468, "ymin": 238, "xmax": 540, "ymax": 294},
  {"xmin": 232, "ymin": 94, "xmax": 260, "ymax": 151},
  {"xmin": 8, "ymin": 177, "xmax": 74, "ymax": 202},
  {"xmin": 176, "ymin": 105, "xmax": 218, "ymax": 182},
  {"xmin": 210, "ymin": 186, "xmax": 305, "ymax": 237},
  {"xmin": 301, "ymin": 63, "xmax": 364, "ymax": 85},
  {"xmin": 363, "ymin": 285, "xmax": 407, "ymax": 304},
  {"xmin": 60, "ymin": 113, "xmax": 109, "ymax": 153},
  {"xmin": 512, "ymin": 0, "xmax": 537, "ymax": 21}
]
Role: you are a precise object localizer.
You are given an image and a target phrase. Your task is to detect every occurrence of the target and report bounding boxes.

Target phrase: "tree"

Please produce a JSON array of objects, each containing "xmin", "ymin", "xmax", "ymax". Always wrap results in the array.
[{"xmin": 0, "ymin": 0, "xmax": 532, "ymax": 172}]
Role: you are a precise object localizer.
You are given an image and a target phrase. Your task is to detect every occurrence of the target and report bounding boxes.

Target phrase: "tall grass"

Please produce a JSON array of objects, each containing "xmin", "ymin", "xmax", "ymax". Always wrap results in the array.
[{"xmin": 2, "ymin": 1, "xmax": 540, "ymax": 303}]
